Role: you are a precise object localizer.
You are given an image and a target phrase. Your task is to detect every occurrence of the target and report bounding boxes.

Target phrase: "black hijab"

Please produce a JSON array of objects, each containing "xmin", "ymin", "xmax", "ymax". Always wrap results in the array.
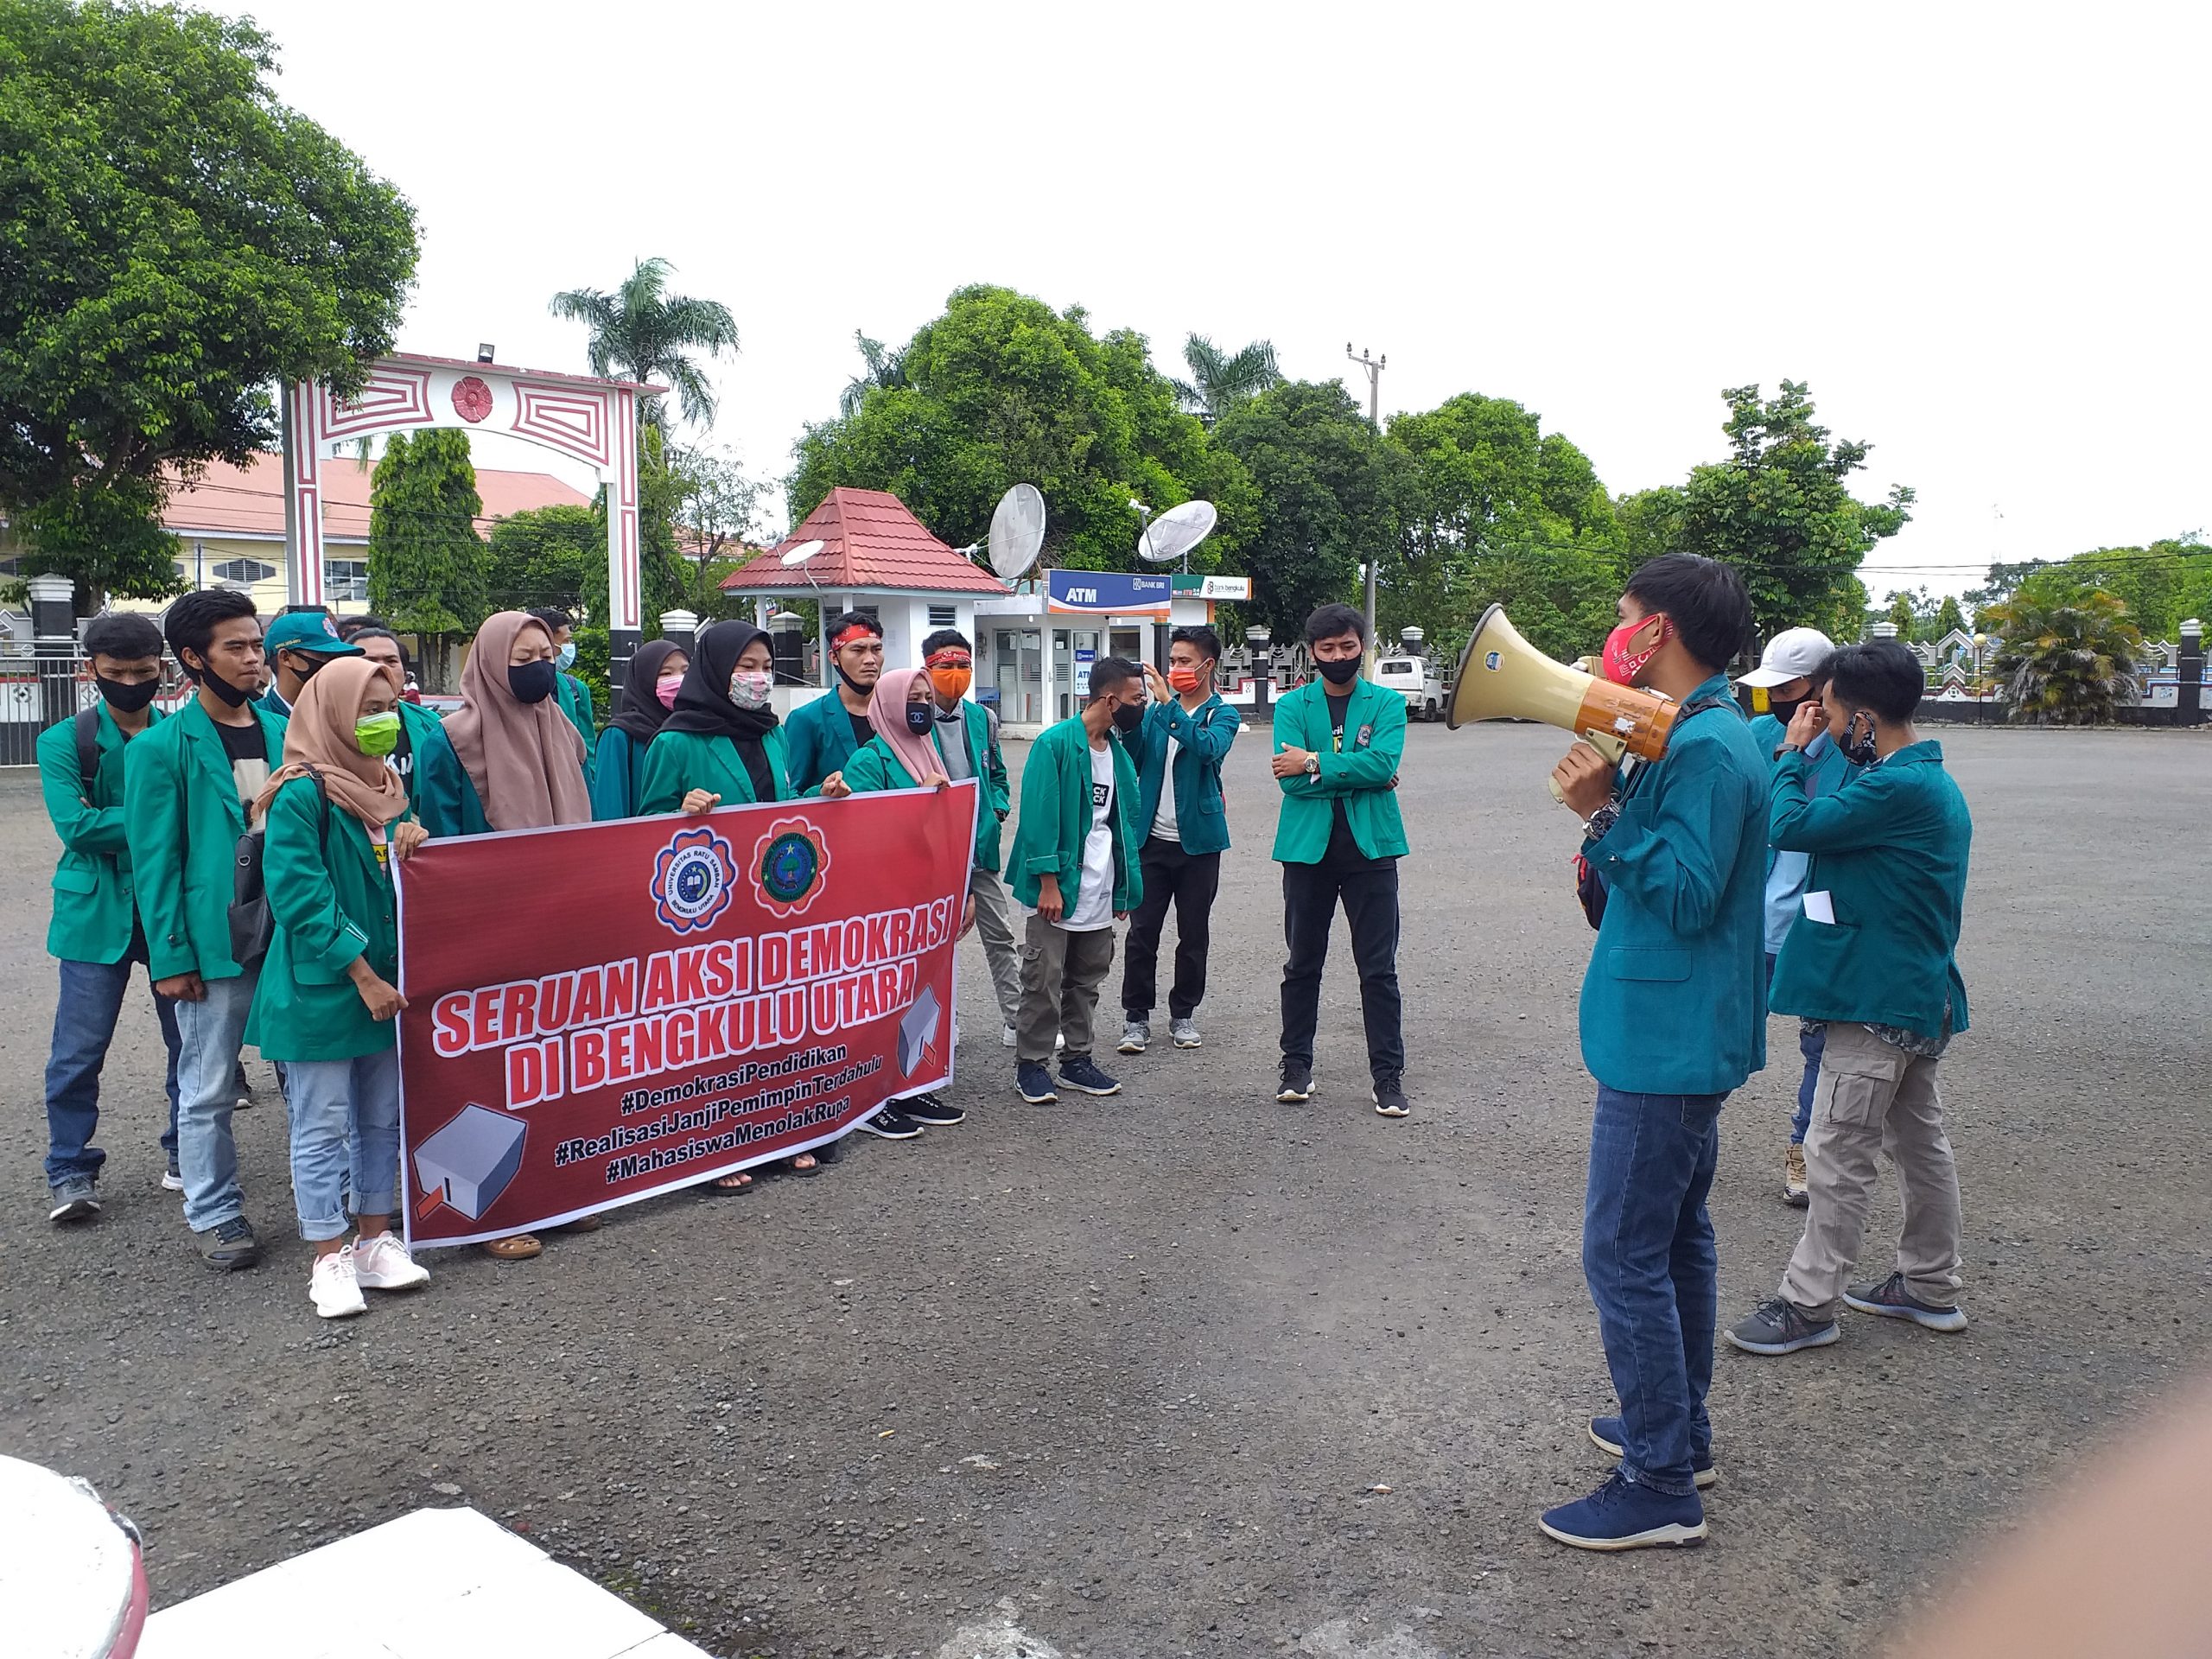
[
  {"xmin": 661, "ymin": 621, "xmax": 779, "ymax": 801},
  {"xmin": 611, "ymin": 639, "xmax": 684, "ymax": 744}
]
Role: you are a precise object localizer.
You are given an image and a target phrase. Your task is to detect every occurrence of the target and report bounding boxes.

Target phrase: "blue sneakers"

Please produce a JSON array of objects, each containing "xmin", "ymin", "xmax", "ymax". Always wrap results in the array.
[
  {"xmin": 1588, "ymin": 1415, "xmax": 1716, "ymax": 1491},
  {"xmin": 1539, "ymin": 1472, "xmax": 1707, "ymax": 1551},
  {"xmin": 1016, "ymin": 1062, "xmax": 1058, "ymax": 1104},
  {"xmin": 1057, "ymin": 1056, "xmax": 1122, "ymax": 1097}
]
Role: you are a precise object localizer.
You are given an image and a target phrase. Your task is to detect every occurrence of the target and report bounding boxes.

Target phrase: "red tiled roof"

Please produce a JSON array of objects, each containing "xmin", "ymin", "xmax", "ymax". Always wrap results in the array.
[
  {"xmin": 160, "ymin": 452, "xmax": 591, "ymax": 543},
  {"xmin": 721, "ymin": 487, "xmax": 1010, "ymax": 596}
]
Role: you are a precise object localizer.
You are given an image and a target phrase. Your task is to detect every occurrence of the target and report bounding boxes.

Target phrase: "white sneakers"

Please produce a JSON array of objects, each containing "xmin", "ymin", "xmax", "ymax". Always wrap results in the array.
[
  {"xmin": 310, "ymin": 1248, "xmax": 367, "ymax": 1319},
  {"xmin": 353, "ymin": 1232, "xmax": 431, "ymax": 1291},
  {"xmin": 310, "ymin": 1234, "xmax": 429, "ymax": 1318}
]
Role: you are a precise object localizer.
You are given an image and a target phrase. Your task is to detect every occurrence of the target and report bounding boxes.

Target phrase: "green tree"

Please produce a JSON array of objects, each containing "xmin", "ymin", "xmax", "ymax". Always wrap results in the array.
[
  {"xmin": 366, "ymin": 430, "xmax": 485, "ymax": 686},
  {"xmin": 838, "ymin": 333, "xmax": 908, "ymax": 419},
  {"xmin": 1384, "ymin": 393, "xmax": 1622, "ymax": 659},
  {"xmin": 1986, "ymin": 572, "xmax": 2143, "ymax": 724},
  {"xmin": 549, "ymin": 257, "xmax": 737, "ymax": 429},
  {"xmin": 1171, "ymin": 335, "xmax": 1283, "ymax": 425},
  {"xmin": 790, "ymin": 284, "xmax": 1233, "ymax": 572},
  {"xmin": 1965, "ymin": 558, "xmax": 2050, "ymax": 609},
  {"xmin": 1211, "ymin": 380, "xmax": 1399, "ymax": 638},
  {"xmin": 1934, "ymin": 594, "xmax": 1966, "ymax": 639},
  {"xmin": 0, "ymin": 0, "xmax": 418, "ymax": 610},
  {"xmin": 485, "ymin": 504, "xmax": 599, "ymax": 613},
  {"xmin": 1664, "ymin": 382, "xmax": 1913, "ymax": 645},
  {"xmin": 667, "ymin": 445, "xmax": 772, "ymax": 617}
]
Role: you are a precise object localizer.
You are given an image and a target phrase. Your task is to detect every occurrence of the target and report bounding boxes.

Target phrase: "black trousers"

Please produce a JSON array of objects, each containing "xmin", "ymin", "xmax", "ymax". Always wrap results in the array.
[
  {"xmin": 1279, "ymin": 857, "xmax": 1404, "ymax": 1084},
  {"xmin": 1120, "ymin": 836, "xmax": 1222, "ymax": 1020}
]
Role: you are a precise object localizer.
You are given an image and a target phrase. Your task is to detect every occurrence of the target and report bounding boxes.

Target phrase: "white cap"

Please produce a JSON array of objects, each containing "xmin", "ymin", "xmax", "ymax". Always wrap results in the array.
[{"xmin": 1737, "ymin": 626, "xmax": 1835, "ymax": 688}]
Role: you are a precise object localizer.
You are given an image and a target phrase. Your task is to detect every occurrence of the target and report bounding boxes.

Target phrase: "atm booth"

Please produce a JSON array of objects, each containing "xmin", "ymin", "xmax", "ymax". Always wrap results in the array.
[{"xmin": 975, "ymin": 570, "xmax": 1252, "ymax": 732}]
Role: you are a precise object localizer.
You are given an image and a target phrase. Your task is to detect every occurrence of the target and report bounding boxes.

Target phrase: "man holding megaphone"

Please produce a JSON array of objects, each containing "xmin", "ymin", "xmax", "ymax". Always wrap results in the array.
[{"xmin": 1535, "ymin": 554, "xmax": 1770, "ymax": 1554}]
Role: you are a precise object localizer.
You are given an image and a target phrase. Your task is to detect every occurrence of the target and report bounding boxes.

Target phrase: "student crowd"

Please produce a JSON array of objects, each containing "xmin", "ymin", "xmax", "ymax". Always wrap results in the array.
[{"xmin": 35, "ymin": 555, "xmax": 1972, "ymax": 1557}]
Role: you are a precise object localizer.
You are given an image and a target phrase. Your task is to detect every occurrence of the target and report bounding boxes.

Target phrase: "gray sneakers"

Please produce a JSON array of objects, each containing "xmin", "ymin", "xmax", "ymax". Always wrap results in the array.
[
  {"xmin": 48, "ymin": 1176, "xmax": 100, "ymax": 1224},
  {"xmin": 1726, "ymin": 1297, "xmax": 1839, "ymax": 1355},
  {"xmin": 1117, "ymin": 1020, "xmax": 1149, "ymax": 1055},
  {"xmin": 1170, "ymin": 1017, "xmax": 1201, "ymax": 1049},
  {"xmin": 199, "ymin": 1215, "xmax": 263, "ymax": 1272},
  {"xmin": 1844, "ymin": 1272, "xmax": 1968, "ymax": 1332}
]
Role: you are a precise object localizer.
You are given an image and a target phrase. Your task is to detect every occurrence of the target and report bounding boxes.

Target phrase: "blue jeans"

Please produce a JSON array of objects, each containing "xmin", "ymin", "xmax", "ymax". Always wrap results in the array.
[
  {"xmin": 173, "ymin": 969, "xmax": 258, "ymax": 1232},
  {"xmin": 43, "ymin": 951, "xmax": 182, "ymax": 1185},
  {"xmin": 1583, "ymin": 1084, "xmax": 1725, "ymax": 1497},
  {"xmin": 283, "ymin": 1049, "xmax": 401, "ymax": 1242},
  {"xmin": 1765, "ymin": 953, "xmax": 1825, "ymax": 1144}
]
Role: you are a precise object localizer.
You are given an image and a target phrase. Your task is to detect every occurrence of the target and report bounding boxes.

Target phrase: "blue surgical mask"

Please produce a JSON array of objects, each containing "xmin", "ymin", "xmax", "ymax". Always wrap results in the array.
[{"xmin": 555, "ymin": 642, "xmax": 577, "ymax": 671}]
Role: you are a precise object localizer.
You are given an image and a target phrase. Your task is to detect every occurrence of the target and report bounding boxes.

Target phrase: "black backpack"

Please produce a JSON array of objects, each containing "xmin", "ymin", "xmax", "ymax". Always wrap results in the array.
[{"xmin": 227, "ymin": 769, "xmax": 334, "ymax": 970}]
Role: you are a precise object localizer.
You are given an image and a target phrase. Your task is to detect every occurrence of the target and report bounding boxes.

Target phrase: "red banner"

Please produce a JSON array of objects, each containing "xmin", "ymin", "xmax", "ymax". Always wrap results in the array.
[{"xmin": 395, "ymin": 782, "xmax": 976, "ymax": 1247}]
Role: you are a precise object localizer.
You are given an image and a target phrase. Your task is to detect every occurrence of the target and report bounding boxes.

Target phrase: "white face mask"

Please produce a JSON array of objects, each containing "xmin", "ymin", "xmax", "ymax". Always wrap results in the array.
[{"xmin": 728, "ymin": 669, "xmax": 774, "ymax": 711}]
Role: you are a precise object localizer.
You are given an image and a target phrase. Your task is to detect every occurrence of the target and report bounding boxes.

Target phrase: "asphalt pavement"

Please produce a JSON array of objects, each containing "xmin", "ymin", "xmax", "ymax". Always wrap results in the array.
[{"xmin": 1, "ymin": 721, "xmax": 2205, "ymax": 1659}]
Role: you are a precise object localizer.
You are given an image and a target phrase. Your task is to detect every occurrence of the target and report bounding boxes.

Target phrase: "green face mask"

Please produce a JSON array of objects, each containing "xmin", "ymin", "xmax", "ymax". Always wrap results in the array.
[{"xmin": 354, "ymin": 711, "xmax": 402, "ymax": 757}]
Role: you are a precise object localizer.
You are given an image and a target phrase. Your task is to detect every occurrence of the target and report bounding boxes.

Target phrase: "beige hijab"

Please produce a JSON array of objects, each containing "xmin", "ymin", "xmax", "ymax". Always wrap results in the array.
[
  {"xmin": 442, "ymin": 611, "xmax": 593, "ymax": 830},
  {"xmin": 251, "ymin": 656, "xmax": 410, "ymax": 831}
]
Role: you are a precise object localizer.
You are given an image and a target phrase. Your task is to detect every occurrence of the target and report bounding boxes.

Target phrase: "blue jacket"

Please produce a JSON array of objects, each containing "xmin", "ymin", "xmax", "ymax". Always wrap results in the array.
[
  {"xmin": 1578, "ymin": 675, "xmax": 1770, "ymax": 1096},
  {"xmin": 783, "ymin": 689, "xmax": 871, "ymax": 794},
  {"xmin": 1748, "ymin": 715, "xmax": 1858, "ymax": 955},
  {"xmin": 1130, "ymin": 694, "xmax": 1241, "ymax": 856},
  {"xmin": 1768, "ymin": 741, "xmax": 1972, "ymax": 1040}
]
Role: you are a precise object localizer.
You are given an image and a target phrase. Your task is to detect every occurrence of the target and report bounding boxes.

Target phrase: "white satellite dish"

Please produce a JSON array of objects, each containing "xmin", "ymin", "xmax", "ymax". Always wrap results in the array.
[
  {"xmin": 779, "ymin": 539, "xmax": 824, "ymax": 568},
  {"xmin": 1136, "ymin": 499, "xmax": 1217, "ymax": 566},
  {"xmin": 986, "ymin": 483, "xmax": 1046, "ymax": 583}
]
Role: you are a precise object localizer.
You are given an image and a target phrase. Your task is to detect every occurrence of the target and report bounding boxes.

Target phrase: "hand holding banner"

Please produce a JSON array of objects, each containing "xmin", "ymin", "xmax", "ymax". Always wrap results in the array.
[{"xmin": 396, "ymin": 782, "xmax": 977, "ymax": 1247}]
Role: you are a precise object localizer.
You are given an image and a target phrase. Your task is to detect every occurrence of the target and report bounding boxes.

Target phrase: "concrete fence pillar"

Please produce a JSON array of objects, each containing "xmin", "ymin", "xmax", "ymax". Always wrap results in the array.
[
  {"xmin": 2179, "ymin": 619, "xmax": 2204, "ymax": 726},
  {"xmin": 29, "ymin": 574, "xmax": 77, "ymax": 730}
]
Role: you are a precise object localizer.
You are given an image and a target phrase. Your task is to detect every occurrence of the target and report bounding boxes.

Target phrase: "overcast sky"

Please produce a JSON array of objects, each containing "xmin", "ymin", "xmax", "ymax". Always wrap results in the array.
[{"xmin": 232, "ymin": 1, "xmax": 2208, "ymax": 599}]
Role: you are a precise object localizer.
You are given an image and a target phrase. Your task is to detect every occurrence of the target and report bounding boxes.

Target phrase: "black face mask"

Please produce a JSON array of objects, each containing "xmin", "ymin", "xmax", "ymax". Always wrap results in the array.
[
  {"xmin": 905, "ymin": 704, "xmax": 934, "ymax": 734},
  {"xmin": 1316, "ymin": 655, "xmax": 1362, "ymax": 686},
  {"xmin": 285, "ymin": 651, "xmax": 327, "ymax": 686},
  {"xmin": 1111, "ymin": 701, "xmax": 1146, "ymax": 734},
  {"xmin": 1768, "ymin": 695, "xmax": 1802, "ymax": 725},
  {"xmin": 508, "ymin": 660, "xmax": 559, "ymax": 704},
  {"xmin": 190, "ymin": 661, "xmax": 256, "ymax": 708},
  {"xmin": 95, "ymin": 675, "xmax": 160, "ymax": 714},
  {"xmin": 1840, "ymin": 711, "xmax": 1879, "ymax": 767}
]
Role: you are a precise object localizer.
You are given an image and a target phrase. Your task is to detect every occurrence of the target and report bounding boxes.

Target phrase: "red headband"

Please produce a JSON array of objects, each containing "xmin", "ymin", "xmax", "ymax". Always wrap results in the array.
[
  {"xmin": 831, "ymin": 626, "xmax": 880, "ymax": 650},
  {"xmin": 925, "ymin": 646, "xmax": 971, "ymax": 665}
]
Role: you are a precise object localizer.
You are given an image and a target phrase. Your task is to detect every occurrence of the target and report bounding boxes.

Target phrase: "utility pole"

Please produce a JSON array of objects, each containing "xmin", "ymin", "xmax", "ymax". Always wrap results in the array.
[{"xmin": 1346, "ymin": 343, "xmax": 1386, "ymax": 664}]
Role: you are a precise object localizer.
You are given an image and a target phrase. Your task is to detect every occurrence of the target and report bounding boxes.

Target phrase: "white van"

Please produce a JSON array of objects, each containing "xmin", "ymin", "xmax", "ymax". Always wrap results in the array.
[{"xmin": 1376, "ymin": 653, "xmax": 1446, "ymax": 721}]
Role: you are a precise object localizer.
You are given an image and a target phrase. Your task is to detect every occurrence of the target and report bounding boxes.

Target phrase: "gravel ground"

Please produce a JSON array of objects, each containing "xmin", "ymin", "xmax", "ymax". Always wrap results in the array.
[{"xmin": 2, "ymin": 721, "xmax": 2206, "ymax": 1659}]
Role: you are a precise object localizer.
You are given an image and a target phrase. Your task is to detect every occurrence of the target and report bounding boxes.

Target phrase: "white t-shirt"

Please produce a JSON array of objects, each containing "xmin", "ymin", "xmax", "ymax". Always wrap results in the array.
[
  {"xmin": 1150, "ymin": 733, "xmax": 1182, "ymax": 843},
  {"xmin": 1063, "ymin": 742, "xmax": 1116, "ymax": 931}
]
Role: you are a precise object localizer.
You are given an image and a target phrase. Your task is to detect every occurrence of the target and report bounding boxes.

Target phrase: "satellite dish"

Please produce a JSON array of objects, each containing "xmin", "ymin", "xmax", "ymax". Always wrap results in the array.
[
  {"xmin": 987, "ymin": 484, "xmax": 1046, "ymax": 583},
  {"xmin": 1136, "ymin": 499, "xmax": 1218, "ymax": 566},
  {"xmin": 779, "ymin": 539, "xmax": 824, "ymax": 568}
]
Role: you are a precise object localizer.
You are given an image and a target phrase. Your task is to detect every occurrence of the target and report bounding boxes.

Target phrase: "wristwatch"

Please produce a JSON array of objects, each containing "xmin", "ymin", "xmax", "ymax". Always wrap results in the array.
[
  {"xmin": 1304, "ymin": 753, "xmax": 1320, "ymax": 777},
  {"xmin": 1582, "ymin": 801, "xmax": 1622, "ymax": 841}
]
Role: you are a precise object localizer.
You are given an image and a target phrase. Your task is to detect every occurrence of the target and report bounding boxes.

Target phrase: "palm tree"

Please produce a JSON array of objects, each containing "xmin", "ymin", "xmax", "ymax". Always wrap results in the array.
[
  {"xmin": 548, "ymin": 257, "xmax": 738, "ymax": 429},
  {"xmin": 1986, "ymin": 581, "xmax": 2143, "ymax": 724},
  {"xmin": 838, "ymin": 332, "xmax": 908, "ymax": 419},
  {"xmin": 1172, "ymin": 334, "xmax": 1282, "ymax": 424}
]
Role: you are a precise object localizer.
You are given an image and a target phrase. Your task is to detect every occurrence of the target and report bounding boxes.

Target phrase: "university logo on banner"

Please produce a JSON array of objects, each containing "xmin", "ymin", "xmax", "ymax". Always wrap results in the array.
[{"xmin": 394, "ymin": 782, "xmax": 978, "ymax": 1247}]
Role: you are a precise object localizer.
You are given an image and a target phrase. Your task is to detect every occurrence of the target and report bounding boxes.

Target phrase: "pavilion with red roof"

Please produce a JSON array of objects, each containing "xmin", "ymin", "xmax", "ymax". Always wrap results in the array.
[{"xmin": 721, "ymin": 486, "xmax": 1009, "ymax": 704}]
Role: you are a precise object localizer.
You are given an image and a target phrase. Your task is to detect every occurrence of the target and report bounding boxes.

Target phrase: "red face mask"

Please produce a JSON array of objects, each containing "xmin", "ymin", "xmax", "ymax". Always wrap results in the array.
[{"xmin": 1600, "ymin": 615, "xmax": 1669, "ymax": 685}]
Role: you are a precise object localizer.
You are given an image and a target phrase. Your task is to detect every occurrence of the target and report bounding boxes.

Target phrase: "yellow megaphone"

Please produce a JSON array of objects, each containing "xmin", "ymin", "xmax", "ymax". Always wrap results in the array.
[{"xmin": 1446, "ymin": 605, "xmax": 1681, "ymax": 794}]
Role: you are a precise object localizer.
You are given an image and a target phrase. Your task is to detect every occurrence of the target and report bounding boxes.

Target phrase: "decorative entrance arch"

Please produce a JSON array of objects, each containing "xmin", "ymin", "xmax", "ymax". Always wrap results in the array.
[{"xmin": 282, "ymin": 351, "xmax": 664, "ymax": 679}]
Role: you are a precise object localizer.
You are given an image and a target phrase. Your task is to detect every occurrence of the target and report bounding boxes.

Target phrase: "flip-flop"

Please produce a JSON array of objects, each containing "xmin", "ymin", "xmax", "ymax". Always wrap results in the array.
[
  {"xmin": 480, "ymin": 1234, "xmax": 542, "ymax": 1261},
  {"xmin": 702, "ymin": 1171, "xmax": 755, "ymax": 1195}
]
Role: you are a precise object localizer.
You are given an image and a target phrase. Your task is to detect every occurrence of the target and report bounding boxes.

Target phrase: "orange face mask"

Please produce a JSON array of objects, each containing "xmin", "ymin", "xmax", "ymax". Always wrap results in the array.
[
  {"xmin": 1167, "ymin": 666, "xmax": 1204, "ymax": 695},
  {"xmin": 929, "ymin": 664, "xmax": 972, "ymax": 700}
]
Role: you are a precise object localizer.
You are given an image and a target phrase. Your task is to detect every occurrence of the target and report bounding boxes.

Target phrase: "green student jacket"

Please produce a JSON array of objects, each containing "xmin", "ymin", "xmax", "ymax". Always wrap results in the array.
[
  {"xmin": 1269, "ymin": 677, "xmax": 1410, "ymax": 864},
  {"xmin": 637, "ymin": 726, "xmax": 795, "ymax": 813},
  {"xmin": 782, "ymin": 690, "xmax": 871, "ymax": 794},
  {"xmin": 931, "ymin": 702, "xmax": 1011, "ymax": 872},
  {"xmin": 395, "ymin": 698, "xmax": 443, "ymax": 823},
  {"xmin": 39, "ymin": 702, "xmax": 164, "ymax": 964},
  {"xmin": 590, "ymin": 724, "xmax": 651, "ymax": 820},
  {"xmin": 1575, "ymin": 675, "xmax": 1770, "ymax": 1096},
  {"xmin": 1766, "ymin": 741, "xmax": 1973, "ymax": 1040},
  {"xmin": 244, "ymin": 777, "xmax": 399, "ymax": 1062},
  {"xmin": 556, "ymin": 671, "xmax": 597, "ymax": 784},
  {"xmin": 1006, "ymin": 715, "xmax": 1142, "ymax": 916},
  {"xmin": 124, "ymin": 698, "xmax": 290, "ymax": 983},
  {"xmin": 1131, "ymin": 694, "xmax": 1241, "ymax": 857},
  {"xmin": 411, "ymin": 721, "xmax": 491, "ymax": 838}
]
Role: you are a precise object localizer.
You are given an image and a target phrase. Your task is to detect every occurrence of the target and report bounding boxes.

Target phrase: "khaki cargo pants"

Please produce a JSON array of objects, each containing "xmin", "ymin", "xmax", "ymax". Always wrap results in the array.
[{"xmin": 1781, "ymin": 1020, "xmax": 1964, "ymax": 1320}]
